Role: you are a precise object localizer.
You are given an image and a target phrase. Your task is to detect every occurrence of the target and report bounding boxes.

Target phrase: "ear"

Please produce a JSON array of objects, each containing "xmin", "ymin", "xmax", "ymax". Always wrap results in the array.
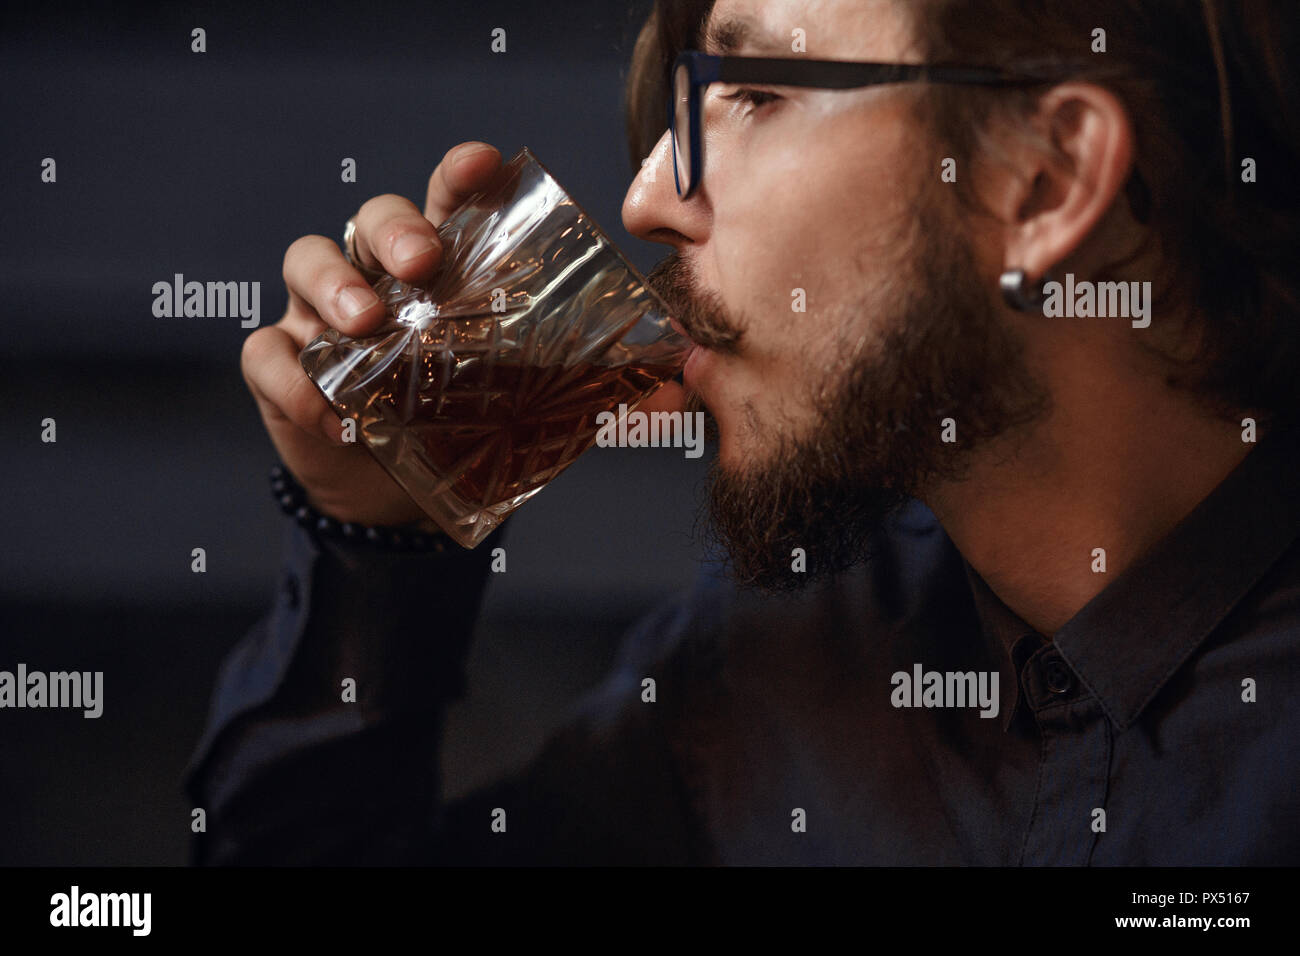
[{"xmin": 989, "ymin": 82, "xmax": 1136, "ymax": 280}]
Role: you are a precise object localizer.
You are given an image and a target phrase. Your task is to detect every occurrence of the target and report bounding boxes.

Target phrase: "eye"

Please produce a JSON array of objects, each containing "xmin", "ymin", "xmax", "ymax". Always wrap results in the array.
[{"xmin": 719, "ymin": 87, "xmax": 781, "ymax": 109}]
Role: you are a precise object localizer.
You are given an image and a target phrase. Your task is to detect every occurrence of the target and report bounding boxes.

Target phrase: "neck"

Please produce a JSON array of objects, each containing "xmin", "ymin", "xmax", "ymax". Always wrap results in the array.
[{"xmin": 924, "ymin": 351, "xmax": 1258, "ymax": 639}]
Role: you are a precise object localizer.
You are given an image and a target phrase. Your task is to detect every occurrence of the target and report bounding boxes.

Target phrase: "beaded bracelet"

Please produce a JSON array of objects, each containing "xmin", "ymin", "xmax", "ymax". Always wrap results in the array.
[{"xmin": 269, "ymin": 463, "xmax": 449, "ymax": 553}]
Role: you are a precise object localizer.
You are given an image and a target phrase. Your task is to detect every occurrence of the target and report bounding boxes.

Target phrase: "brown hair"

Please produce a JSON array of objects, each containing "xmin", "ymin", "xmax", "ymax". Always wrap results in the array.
[
  {"xmin": 624, "ymin": 0, "xmax": 1300, "ymax": 426},
  {"xmin": 626, "ymin": 1, "xmax": 704, "ymax": 169}
]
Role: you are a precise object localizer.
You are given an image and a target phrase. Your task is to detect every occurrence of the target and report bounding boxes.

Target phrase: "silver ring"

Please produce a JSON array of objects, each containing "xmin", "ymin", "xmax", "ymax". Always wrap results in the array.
[{"xmin": 343, "ymin": 217, "xmax": 384, "ymax": 282}]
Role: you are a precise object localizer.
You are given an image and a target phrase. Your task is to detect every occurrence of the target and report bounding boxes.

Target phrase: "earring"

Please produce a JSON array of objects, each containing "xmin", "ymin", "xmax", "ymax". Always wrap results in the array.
[{"xmin": 999, "ymin": 268, "xmax": 1054, "ymax": 311}]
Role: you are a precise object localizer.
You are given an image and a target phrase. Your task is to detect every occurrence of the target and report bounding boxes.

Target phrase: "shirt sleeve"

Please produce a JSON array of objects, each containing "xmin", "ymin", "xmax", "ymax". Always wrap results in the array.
[
  {"xmin": 181, "ymin": 515, "xmax": 505, "ymax": 864},
  {"xmin": 181, "ymin": 514, "xmax": 721, "ymax": 865},
  {"xmin": 421, "ymin": 586, "xmax": 719, "ymax": 865}
]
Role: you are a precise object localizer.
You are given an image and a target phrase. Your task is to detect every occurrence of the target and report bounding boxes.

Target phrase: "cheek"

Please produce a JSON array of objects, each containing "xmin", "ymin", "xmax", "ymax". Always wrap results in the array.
[
  {"xmin": 717, "ymin": 106, "xmax": 919, "ymax": 330},
  {"xmin": 704, "ymin": 102, "xmax": 924, "ymax": 443}
]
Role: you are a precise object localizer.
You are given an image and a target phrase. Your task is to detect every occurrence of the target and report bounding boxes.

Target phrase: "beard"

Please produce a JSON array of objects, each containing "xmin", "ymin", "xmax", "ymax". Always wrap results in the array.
[{"xmin": 646, "ymin": 186, "xmax": 1051, "ymax": 593}]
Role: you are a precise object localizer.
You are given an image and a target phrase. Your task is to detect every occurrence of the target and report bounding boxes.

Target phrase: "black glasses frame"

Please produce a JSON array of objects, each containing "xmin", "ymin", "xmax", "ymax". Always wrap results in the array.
[{"xmin": 668, "ymin": 50, "xmax": 1098, "ymax": 198}]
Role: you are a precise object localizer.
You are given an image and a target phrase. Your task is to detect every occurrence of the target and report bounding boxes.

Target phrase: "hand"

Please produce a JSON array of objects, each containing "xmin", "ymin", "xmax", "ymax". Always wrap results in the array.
[{"xmin": 240, "ymin": 141, "xmax": 504, "ymax": 525}]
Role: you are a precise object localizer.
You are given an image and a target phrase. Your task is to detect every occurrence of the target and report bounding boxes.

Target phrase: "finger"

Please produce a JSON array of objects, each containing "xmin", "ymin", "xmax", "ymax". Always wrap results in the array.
[
  {"xmin": 425, "ymin": 141, "xmax": 502, "ymax": 224},
  {"xmin": 352, "ymin": 193, "xmax": 444, "ymax": 283},
  {"xmin": 636, "ymin": 381, "xmax": 686, "ymax": 415},
  {"xmin": 241, "ymin": 325, "xmax": 345, "ymax": 444},
  {"xmin": 282, "ymin": 234, "xmax": 387, "ymax": 337},
  {"xmin": 277, "ymin": 310, "xmax": 329, "ymax": 350}
]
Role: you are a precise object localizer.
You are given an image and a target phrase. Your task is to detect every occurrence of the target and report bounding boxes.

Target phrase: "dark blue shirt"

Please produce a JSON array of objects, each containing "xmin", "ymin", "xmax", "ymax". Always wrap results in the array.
[{"xmin": 183, "ymin": 422, "xmax": 1300, "ymax": 864}]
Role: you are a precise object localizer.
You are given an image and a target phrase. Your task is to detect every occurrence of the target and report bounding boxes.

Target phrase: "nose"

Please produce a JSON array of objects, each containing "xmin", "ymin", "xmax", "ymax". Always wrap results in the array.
[{"xmin": 622, "ymin": 129, "xmax": 710, "ymax": 246}]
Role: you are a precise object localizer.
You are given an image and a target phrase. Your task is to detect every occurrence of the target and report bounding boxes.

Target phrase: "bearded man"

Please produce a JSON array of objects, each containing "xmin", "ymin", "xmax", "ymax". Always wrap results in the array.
[{"xmin": 187, "ymin": 0, "xmax": 1300, "ymax": 865}]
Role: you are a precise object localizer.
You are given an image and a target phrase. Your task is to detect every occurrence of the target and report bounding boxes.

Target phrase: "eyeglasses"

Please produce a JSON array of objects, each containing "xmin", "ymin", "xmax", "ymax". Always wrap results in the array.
[{"xmin": 668, "ymin": 50, "xmax": 1089, "ymax": 198}]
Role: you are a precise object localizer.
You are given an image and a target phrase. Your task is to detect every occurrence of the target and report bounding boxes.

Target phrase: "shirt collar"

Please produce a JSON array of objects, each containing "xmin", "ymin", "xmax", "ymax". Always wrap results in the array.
[
  {"xmin": 961, "ymin": 420, "xmax": 1300, "ymax": 734},
  {"xmin": 962, "ymin": 560, "xmax": 1044, "ymax": 731}
]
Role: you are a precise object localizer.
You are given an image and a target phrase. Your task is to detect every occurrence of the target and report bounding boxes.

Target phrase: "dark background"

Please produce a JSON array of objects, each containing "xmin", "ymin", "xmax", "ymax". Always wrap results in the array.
[{"xmin": 0, "ymin": 0, "xmax": 714, "ymax": 865}]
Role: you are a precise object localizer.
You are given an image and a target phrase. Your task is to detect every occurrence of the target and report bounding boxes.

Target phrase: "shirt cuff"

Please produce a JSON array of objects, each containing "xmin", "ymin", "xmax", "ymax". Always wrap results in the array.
[
  {"xmin": 184, "ymin": 514, "xmax": 503, "ymax": 782},
  {"xmin": 286, "ymin": 514, "xmax": 504, "ymax": 715}
]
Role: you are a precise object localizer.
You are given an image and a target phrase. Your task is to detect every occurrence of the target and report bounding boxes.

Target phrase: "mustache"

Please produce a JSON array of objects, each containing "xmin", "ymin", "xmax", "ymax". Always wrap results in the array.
[{"xmin": 646, "ymin": 253, "xmax": 744, "ymax": 355}]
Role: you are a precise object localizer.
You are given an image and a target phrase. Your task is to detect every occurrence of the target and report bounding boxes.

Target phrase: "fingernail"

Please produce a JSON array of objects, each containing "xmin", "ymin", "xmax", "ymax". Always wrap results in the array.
[
  {"xmin": 337, "ymin": 286, "xmax": 379, "ymax": 321},
  {"xmin": 392, "ymin": 232, "xmax": 438, "ymax": 265},
  {"xmin": 451, "ymin": 143, "xmax": 496, "ymax": 169}
]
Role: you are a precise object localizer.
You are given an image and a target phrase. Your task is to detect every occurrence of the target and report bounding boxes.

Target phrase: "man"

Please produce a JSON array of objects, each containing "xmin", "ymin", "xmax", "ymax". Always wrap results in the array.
[{"xmin": 185, "ymin": 0, "xmax": 1300, "ymax": 864}]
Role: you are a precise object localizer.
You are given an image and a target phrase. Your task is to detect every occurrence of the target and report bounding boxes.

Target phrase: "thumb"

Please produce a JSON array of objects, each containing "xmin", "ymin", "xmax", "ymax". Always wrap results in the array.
[{"xmin": 634, "ymin": 380, "xmax": 686, "ymax": 415}]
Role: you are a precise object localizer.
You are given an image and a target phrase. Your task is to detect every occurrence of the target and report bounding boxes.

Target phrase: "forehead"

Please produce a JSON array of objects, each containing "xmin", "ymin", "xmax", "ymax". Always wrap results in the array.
[{"xmin": 703, "ymin": 0, "xmax": 916, "ymax": 60}]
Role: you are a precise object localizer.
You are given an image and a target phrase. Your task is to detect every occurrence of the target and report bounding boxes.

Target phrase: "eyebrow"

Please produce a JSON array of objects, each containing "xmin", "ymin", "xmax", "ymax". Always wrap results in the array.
[{"xmin": 701, "ymin": 13, "xmax": 783, "ymax": 55}]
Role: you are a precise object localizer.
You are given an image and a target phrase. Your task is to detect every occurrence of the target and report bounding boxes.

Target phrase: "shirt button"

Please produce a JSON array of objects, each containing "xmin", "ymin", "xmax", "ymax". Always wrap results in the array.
[{"xmin": 1043, "ymin": 654, "xmax": 1073, "ymax": 694}]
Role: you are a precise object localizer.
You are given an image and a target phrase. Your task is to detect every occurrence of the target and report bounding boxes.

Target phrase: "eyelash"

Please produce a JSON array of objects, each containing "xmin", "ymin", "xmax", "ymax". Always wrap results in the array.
[{"xmin": 719, "ymin": 87, "xmax": 780, "ymax": 109}]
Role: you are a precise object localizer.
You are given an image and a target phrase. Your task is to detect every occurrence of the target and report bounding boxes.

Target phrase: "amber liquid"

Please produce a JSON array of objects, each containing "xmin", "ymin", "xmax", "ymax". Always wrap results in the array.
[{"xmin": 355, "ymin": 358, "xmax": 681, "ymax": 509}]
